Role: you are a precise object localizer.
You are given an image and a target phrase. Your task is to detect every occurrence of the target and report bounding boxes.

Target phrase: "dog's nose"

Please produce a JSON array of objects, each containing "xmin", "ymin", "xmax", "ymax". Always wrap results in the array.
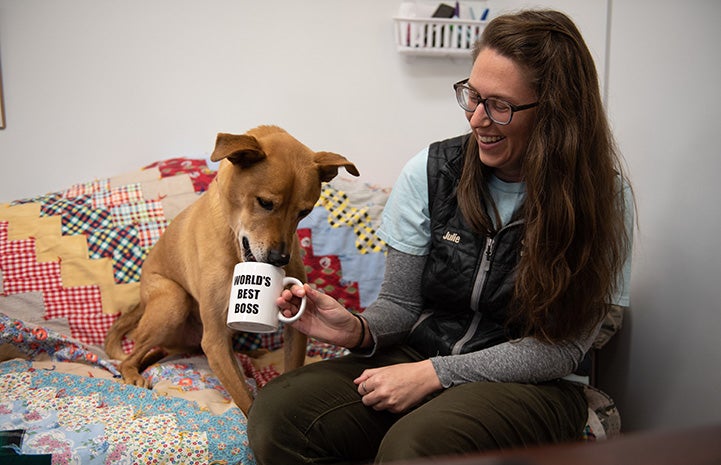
[{"xmin": 267, "ymin": 249, "xmax": 291, "ymax": 267}]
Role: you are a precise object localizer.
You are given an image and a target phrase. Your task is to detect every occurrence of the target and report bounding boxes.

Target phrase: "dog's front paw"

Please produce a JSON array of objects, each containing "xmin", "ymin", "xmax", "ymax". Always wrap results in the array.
[{"xmin": 120, "ymin": 368, "xmax": 150, "ymax": 389}]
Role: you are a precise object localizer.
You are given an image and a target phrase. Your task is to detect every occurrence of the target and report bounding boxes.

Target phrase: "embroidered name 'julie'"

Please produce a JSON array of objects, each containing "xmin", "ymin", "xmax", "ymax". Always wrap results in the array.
[{"xmin": 442, "ymin": 231, "xmax": 461, "ymax": 244}]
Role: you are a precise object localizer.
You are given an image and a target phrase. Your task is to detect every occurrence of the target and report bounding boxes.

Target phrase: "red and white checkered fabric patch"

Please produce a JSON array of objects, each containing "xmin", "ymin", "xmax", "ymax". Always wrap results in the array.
[
  {"xmin": 236, "ymin": 353, "xmax": 281, "ymax": 390},
  {"xmin": 0, "ymin": 235, "xmax": 36, "ymax": 266},
  {"xmin": 2, "ymin": 261, "xmax": 63, "ymax": 294},
  {"xmin": 42, "ymin": 286, "xmax": 116, "ymax": 346},
  {"xmin": 0, "ymin": 233, "xmax": 63, "ymax": 294},
  {"xmin": 43, "ymin": 286, "xmax": 102, "ymax": 319},
  {"xmin": 0, "ymin": 221, "xmax": 8, "ymax": 247}
]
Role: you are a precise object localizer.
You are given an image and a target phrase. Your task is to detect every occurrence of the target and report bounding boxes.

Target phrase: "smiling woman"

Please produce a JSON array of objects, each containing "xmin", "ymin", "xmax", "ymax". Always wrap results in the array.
[{"xmin": 248, "ymin": 9, "xmax": 633, "ymax": 465}]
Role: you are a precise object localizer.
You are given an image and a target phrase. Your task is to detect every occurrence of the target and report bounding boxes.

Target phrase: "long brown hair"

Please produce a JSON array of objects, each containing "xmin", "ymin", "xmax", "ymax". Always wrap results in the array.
[{"xmin": 457, "ymin": 10, "xmax": 632, "ymax": 343}]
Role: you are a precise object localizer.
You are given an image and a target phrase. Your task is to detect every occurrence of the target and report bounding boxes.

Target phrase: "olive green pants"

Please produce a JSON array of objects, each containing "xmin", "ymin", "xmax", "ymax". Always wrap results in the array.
[{"xmin": 247, "ymin": 346, "xmax": 587, "ymax": 465}]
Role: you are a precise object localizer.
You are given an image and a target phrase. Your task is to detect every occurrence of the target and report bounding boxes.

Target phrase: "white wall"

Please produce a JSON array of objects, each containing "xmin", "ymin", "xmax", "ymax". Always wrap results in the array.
[
  {"xmin": 1, "ymin": 0, "xmax": 720, "ymax": 433},
  {"xmin": 597, "ymin": 0, "xmax": 721, "ymax": 432},
  {"xmin": 0, "ymin": 0, "xmax": 606, "ymax": 199},
  {"xmin": 0, "ymin": 0, "xmax": 457, "ymax": 198}
]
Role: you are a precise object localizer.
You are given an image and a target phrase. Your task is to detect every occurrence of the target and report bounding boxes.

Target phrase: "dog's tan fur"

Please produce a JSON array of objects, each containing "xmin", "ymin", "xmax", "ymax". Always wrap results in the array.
[{"xmin": 105, "ymin": 125, "xmax": 359, "ymax": 415}]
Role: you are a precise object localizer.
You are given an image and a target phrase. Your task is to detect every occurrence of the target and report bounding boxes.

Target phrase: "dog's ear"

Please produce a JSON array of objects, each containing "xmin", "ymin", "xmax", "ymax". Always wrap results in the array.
[
  {"xmin": 314, "ymin": 152, "xmax": 360, "ymax": 182},
  {"xmin": 210, "ymin": 133, "xmax": 267, "ymax": 168}
]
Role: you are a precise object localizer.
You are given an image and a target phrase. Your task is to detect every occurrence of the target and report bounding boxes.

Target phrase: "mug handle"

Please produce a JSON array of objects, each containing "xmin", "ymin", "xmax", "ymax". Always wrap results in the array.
[{"xmin": 277, "ymin": 277, "xmax": 307, "ymax": 323}]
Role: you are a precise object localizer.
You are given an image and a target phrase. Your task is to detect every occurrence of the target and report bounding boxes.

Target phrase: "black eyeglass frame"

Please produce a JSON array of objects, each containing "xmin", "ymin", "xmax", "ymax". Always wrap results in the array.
[{"xmin": 453, "ymin": 78, "xmax": 539, "ymax": 125}]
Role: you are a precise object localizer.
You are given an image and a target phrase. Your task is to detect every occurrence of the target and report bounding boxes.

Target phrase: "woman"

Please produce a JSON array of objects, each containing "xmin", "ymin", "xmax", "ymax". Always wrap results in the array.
[{"xmin": 248, "ymin": 9, "xmax": 633, "ymax": 464}]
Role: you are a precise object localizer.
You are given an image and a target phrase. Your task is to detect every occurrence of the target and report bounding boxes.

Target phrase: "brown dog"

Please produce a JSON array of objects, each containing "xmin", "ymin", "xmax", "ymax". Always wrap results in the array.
[{"xmin": 105, "ymin": 125, "xmax": 359, "ymax": 415}]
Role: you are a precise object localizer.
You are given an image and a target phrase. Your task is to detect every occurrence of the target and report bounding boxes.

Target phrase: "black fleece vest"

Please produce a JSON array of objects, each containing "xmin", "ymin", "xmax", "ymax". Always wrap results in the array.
[{"xmin": 406, "ymin": 135, "xmax": 525, "ymax": 357}]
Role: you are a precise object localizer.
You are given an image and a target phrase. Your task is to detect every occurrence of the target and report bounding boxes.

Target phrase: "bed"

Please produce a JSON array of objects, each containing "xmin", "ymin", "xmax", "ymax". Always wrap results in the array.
[{"xmin": 0, "ymin": 157, "xmax": 389, "ymax": 463}]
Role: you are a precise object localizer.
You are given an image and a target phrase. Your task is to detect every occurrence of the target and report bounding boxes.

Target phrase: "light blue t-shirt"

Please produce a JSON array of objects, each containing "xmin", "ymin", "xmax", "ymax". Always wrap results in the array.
[{"xmin": 377, "ymin": 147, "xmax": 633, "ymax": 307}]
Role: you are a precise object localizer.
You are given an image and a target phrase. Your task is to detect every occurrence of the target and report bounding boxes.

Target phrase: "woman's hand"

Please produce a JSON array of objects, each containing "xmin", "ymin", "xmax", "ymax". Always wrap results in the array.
[
  {"xmin": 277, "ymin": 284, "xmax": 363, "ymax": 348},
  {"xmin": 354, "ymin": 360, "xmax": 443, "ymax": 413}
]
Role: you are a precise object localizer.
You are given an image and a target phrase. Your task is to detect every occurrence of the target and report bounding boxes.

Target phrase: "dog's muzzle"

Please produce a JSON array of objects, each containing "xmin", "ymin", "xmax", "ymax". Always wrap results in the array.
[
  {"xmin": 267, "ymin": 249, "xmax": 291, "ymax": 267},
  {"xmin": 241, "ymin": 236, "xmax": 290, "ymax": 267}
]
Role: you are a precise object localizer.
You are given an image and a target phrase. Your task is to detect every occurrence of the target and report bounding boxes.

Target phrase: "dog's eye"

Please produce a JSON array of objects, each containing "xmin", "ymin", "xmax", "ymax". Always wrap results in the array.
[
  {"xmin": 257, "ymin": 197, "xmax": 274, "ymax": 211},
  {"xmin": 299, "ymin": 209, "xmax": 312, "ymax": 219}
]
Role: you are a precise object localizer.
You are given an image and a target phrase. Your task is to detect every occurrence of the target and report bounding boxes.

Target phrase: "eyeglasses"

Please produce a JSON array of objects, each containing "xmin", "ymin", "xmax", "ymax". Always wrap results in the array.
[{"xmin": 453, "ymin": 78, "xmax": 538, "ymax": 125}]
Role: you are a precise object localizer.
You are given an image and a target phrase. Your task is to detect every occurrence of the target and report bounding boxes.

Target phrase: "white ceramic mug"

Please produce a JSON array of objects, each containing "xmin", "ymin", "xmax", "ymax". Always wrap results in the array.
[{"xmin": 226, "ymin": 262, "xmax": 307, "ymax": 333}]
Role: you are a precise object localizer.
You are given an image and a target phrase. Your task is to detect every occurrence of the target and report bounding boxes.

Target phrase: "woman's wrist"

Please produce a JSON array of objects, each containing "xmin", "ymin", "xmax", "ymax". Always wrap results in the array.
[{"xmin": 349, "ymin": 312, "xmax": 368, "ymax": 350}]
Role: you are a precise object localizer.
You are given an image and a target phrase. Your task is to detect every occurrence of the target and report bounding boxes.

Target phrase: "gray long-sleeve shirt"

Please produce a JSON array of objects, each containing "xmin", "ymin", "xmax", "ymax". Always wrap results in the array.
[{"xmin": 359, "ymin": 247, "xmax": 601, "ymax": 388}]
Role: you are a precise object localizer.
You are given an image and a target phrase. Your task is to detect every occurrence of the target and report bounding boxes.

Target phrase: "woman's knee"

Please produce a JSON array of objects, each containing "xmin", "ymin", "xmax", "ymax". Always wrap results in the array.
[
  {"xmin": 375, "ymin": 381, "xmax": 586, "ymax": 462},
  {"xmin": 376, "ymin": 405, "xmax": 497, "ymax": 462},
  {"xmin": 248, "ymin": 373, "xmax": 307, "ymax": 464},
  {"xmin": 248, "ymin": 359, "xmax": 381, "ymax": 464}
]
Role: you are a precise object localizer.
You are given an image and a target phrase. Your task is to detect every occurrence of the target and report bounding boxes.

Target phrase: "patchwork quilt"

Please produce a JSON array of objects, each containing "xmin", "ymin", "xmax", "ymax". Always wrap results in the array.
[{"xmin": 0, "ymin": 158, "xmax": 391, "ymax": 464}]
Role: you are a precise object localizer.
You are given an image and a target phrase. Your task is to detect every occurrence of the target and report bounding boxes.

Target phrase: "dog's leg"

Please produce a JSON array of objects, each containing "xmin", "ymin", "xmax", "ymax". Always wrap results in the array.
[
  {"xmin": 200, "ymin": 312, "xmax": 255, "ymax": 415},
  {"xmin": 283, "ymin": 251, "xmax": 309, "ymax": 372},
  {"xmin": 119, "ymin": 278, "xmax": 198, "ymax": 388},
  {"xmin": 283, "ymin": 325, "xmax": 308, "ymax": 372},
  {"xmin": 119, "ymin": 330, "xmax": 161, "ymax": 388},
  {"xmin": 119, "ymin": 346, "xmax": 170, "ymax": 387}
]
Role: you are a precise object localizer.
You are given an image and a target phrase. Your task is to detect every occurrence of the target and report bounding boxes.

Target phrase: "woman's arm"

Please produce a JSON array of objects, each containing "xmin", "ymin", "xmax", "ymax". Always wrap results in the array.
[
  {"xmin": 277, "ymin": 247, "xmax": 425, "ymax": 349},
  {"xmin": 357, "ymin": 247, "xmax": 426, "ymax": 350},
  {"xmin": 430, "ymin": 321, "xmax": 603, "ymax": 387}
]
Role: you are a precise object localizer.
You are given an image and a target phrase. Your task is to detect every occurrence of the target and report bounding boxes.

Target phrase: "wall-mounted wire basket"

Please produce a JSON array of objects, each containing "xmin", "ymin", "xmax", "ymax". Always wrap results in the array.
[{"xmin": 393, "ymin": 16, "xmax": 486, "ymax": 57}]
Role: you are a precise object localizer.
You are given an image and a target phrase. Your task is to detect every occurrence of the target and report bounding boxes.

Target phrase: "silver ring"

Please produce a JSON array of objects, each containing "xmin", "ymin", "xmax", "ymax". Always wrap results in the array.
[{"xmin": 361, "ymin": 382, "xmax": 368, "ymax": 395}]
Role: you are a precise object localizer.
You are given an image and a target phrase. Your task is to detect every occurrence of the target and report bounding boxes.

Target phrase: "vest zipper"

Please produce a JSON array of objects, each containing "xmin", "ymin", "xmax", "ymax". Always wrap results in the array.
[
  {"xmin": 468, "ymin": 220, "xmax": 522, "ymax": 313},
  {"xmin": 451, "ymin": 236, "xmax": 494, "ymax": 355},
  {"xmin": 470, "ymin": 236, "xmax": 494, "ymax": 312},
  {"xmin": 451, "ymin": 312, "xmax": 482, "ymax": 355}
]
